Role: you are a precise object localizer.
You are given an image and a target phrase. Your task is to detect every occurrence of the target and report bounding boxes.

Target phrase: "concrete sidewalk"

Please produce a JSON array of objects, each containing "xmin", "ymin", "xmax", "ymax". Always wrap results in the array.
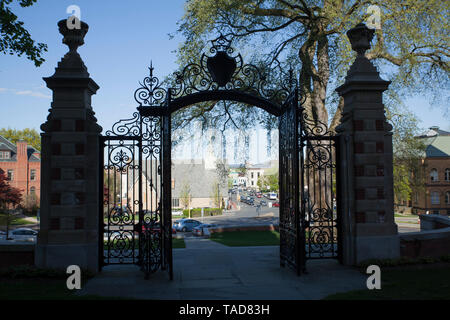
[{"xmin": 79, "ymin": 237, "xmax": 367, "ymax": 300}]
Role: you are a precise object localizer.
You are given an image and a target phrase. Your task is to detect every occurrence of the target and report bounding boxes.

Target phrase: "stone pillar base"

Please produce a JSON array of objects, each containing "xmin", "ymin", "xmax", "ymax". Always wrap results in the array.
[
  {"xmin": 35, "ymin": 243, "xmax": 98, "ymax": 273},
  {"xmin": 355, "ymin": 234, "xmax": 400, "ymax": 263}
]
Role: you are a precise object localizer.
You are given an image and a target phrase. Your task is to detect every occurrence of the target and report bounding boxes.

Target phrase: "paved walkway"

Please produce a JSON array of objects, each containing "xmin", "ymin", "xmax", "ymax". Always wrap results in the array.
[{"xmin": 79, "ymin": 237, "xmax": 367, "ymax": 300}]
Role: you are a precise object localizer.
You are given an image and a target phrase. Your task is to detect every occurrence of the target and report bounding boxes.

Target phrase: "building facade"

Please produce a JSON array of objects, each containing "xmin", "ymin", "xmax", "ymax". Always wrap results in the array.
[
  {"xmin": 0, "ymin": 136, "xmax": 41, "ymax": 204},
  {"xmin": 412, "ymin": 127, "xmax": 450, "ymax": 216},
  {"xmin": 171, "ymin": 159, "xmax": 228, "ymax": 210}
]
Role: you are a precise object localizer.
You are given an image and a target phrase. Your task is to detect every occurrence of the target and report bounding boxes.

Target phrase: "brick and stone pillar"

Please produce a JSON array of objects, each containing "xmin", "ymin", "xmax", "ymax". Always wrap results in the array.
[
  {"xmin": 335, "ymin": 23, "xmax": 399, "ymax": 265},
  {"xmin": 35, "ymin": 19, "xmax": 102, "ymax": 272}
]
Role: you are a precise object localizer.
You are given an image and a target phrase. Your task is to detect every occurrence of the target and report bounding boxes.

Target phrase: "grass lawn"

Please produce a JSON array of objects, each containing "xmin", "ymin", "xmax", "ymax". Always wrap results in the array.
[
  {"xmin": 210, "ymin": 230, "xmax": 280, "ymax": 247},
  {"xmin": 0, "ymin": 266, "xmax": 122, "ymax": 300},
  {"xmin": 325, "ymin": 264, "xmax": 450, "ymax": 300},
  {"xmin": 0, "ymin": 214, "xmax": 36, "ymax": 226},
  {"xmin": 0, "ymin": 278, "xmax": 123, "ymax": 300},
  {"xmin": 394, "ymin": 213, "xmax": 417, "ymax": 218},
  {"xmin": 172, "ymin": 237, "xmax": 186, "ymax": 248},
  {"xmin": 104, "ymin": 237, "xmax": 185, "ymax": 249}
]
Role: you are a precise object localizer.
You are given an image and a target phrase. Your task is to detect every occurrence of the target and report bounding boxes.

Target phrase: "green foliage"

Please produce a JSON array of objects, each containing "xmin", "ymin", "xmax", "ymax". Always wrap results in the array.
[
  {"xmin": 0, "ymin": 0, "xmax": 47, "ymax": 66},
  {"xmin": 387, "ymin": 107, "xmax": 427, "ymax": 204},
  {"xmin": 174, "ymin": 0, "xmax": 449, "ymax": 136},
  {"xmin": 179, "ymin": 181, "xmax": 191, "ymax": 209},
  {"xmin": 0, "ymin": 127, "xmax": 41, "ymax": 151},
  {"xmin": 181, "ymin": 207, "xmax": 223, "ymax": 217},
  {"xmin": 210, "ymin": 230, "xmax": 280, "ymax": 247},
  {"xmin": 257, "ymin": 173, "xmax": 278, "ymax": 192}
]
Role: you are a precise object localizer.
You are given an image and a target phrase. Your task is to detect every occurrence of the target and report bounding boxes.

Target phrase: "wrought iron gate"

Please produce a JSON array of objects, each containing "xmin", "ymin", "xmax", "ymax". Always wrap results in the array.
[
  {"xmin": 278, "ymin": 89, "xmax": 304, "ymax": 275},
  {"xmin": 299, "ymin": 116, "xmax": 341, "ymax": 261},
  {"xmin": 100, "ymin": 111, "xmax": 173, "ymax": 279},
  {"xmin": 99, "ymin": 34, "xmax": 340, "ymax": 279}
]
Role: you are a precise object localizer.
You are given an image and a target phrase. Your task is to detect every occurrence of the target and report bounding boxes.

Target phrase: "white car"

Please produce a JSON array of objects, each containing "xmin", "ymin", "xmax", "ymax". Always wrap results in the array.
[{"xmin": 7, "ymin": 228, "xmax": 38, "ymax": 241}]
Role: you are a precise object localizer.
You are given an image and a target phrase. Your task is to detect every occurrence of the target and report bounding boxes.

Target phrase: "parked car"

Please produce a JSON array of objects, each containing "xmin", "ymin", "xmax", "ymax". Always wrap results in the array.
[
  {"xmin": 260, "ymin": 200, "xmax": 267, "ymax": 206},
  {"xmin": 142, "ymin": 222, "xmax": 176, "ymax": 234},
  {"xmin": 256, "ymin": 192, "xmax": 262, "ymax": 198},
  {"xmin": 192, "ymin": 223, "xmax": 218, "ymax": 236},
  {"xmin": 173, "ymin": 219, "xmax": 202, "ymax": 232},
  {"xmin": 7, "ymin": 228, "xmax": 38, "ymax": 241},
  {"xmin": 272, "ymin": 201, "xmax": 280, "ymax": 207}
]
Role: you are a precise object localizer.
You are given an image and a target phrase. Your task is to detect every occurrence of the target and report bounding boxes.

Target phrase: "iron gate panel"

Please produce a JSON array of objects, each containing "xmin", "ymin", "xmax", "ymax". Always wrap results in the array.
[
  {"xmin": 100, "ymin": 113, "xmax": 168, "ymax": 278},
  {"xmin": 278, "ymin": 89, "xmax": 304, "ymax": 275},
  {"xmin": 101, "ymin": 136, "xmax": 141, "ymax": 265},
  {"xmin": 300, "ymin": 116, "xmax": 340, "ymax": 260},
  {"xmin": 161, "ymin": 113, "xmax": 173, "ymax": 280}
]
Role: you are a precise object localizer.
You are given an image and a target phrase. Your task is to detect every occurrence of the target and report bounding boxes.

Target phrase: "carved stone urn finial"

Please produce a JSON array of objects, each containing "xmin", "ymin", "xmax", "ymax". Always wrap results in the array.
[
  {"xmin": 57, "ymin": 18, "xmax": 89, "ymax": 53},
  {"xmin": 346, "ymin": 23, "xmax": 374, "ymax": 56}
]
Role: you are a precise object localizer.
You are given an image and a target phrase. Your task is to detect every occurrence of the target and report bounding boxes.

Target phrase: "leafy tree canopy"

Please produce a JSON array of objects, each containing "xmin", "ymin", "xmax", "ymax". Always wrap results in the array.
[
  {"xmin": 0, "ymin": 0, "xmax": 47, "ymax": 66},
  {"xmin": 0, "ymin": 127, "xmax": 41, "ymax": 151},
  {"xmin": 174, "ymin": 0, "xmax": 449, "ymax": 134}
]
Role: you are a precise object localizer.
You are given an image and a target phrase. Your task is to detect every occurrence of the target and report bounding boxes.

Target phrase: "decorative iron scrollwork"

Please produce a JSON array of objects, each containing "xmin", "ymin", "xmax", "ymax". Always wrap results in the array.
[
  {"xmin": 134, "ymin": 63, "xmax": 168, "ymax": 107},
  {"xmin": 132, "ymin": 35, "xmax": 295, "ymax": 111},
  {"xmin": 171, "ymin": 35, "xmax": 292, "ymax": 104}
]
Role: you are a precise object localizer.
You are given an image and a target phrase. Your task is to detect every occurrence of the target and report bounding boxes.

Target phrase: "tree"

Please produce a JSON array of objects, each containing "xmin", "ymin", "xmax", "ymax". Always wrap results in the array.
[
  {"xmin": 389, "ymin": 105, "xmax": 427, "ymax": 206},
  {"xmin": 175, "ymin": 0, "xmax": 449, "ymax": 134},
  {"xmin": 179, "ymin": 181, "xmax": 191, "ymax": 210},
  {"xmin": 0, "ymin": 168, "xmax": 23, "ymax": 239},
  {"xmin": 258, "ymin": 173, "xmax": 279, "ymax": 192},
  {"xmin": 211, "ymin": 180, "xmax": 222, "ymax": 208},
  {"xmin": 0, "ymin": 0, "xmax": 47, "ymax": 66},
  {"xmin": 0, "ymin": 127, "xmax": 41, "ymax": 151}
]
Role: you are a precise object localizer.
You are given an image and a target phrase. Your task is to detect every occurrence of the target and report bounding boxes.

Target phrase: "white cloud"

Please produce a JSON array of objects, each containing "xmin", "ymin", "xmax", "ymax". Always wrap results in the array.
[
  {"xmin": 0, "ymin": 87, "xmax": 50, "ymax": 99},
  {"xmin": 15, "ymin": 90, "xmax": 51, "ymax": 99}
]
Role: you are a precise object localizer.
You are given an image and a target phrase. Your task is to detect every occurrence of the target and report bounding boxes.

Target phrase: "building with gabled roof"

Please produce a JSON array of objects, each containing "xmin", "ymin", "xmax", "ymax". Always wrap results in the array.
[
  {"xmin": 412, "ymin": 126, "xmax": 450, "ymax": 216},
  {"xmin": 0, "ymin": 135, "xmax": 41, "ymax": 204}
]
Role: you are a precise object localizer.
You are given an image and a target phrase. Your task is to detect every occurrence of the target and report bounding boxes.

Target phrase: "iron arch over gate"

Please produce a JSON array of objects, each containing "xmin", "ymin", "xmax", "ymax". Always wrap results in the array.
[{"xmin": 100, "ymin": 35, "xmax": 341, "ymax": 279}]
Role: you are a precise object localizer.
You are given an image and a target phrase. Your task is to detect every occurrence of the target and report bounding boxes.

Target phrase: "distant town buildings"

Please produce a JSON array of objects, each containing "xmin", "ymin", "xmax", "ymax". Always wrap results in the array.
[
  {"xmin": 229, "ymin": 160, "xmax": 278, "ymax": 190},
  {"xmin": 0, "ymin": 135, "xmax": 41, "ymax": 204},
  {"xmin": 412, "ymin": 126, "xmax": 450, "ymax": 216}
]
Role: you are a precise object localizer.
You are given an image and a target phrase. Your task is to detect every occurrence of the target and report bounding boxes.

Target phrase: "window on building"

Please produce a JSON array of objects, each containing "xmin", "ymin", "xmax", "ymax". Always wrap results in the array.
[
  {"xmin": 430, "ymin": 169, "xmax": 438, "ymax": 181},
  {"xmin": 445, "ymin": 169, "xmax": 450, "ymax": 181},
  {"xmin": 0, "ymin": 151, "xmax": 10, "ymax": 159},
  {"xmin": 431, "ymin": 191, "xmax": 440, "ymax": 204},
  {"xmin": 257, "ymin": 172, "xmax": 260, "ymax": 178},
  {"xmin": 172, "ymin": 198, "xmax": 179, "ymax": 207},
  {"xmin": 251, "ymin": 172, "xmax": 254, "ymax": 179},
  {"xmin": 30, "ymin": 187, "xmax": 36, "ymax": 195},
  {"xmin": 7, "ymin": 169, "xmax": 13, "ymax": 181},
  {"xmin": 414, "ymin": 192, "xmax": 418, "ymax": 204},
  {"xmin": 30, "ymin": 169, "xmax": 36, "ymax": 181},
  {"xmin": 446, "ymin": 191, "xmax": 450, "ymax": 205}
]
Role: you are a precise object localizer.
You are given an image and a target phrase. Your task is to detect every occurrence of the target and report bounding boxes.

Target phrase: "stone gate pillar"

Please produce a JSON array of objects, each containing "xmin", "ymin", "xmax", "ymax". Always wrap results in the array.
[
  {"xmin": 335, "ymin": 23, "xmax": 399, "ymax": 264},
  {"xmin": 35, "ymin": 19, "xmax": 102, "ymax": 272}
]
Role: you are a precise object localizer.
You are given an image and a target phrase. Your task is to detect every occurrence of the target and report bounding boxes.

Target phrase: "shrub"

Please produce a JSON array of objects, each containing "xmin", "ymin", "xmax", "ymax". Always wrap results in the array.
[{"xmin": 182, "ymin": 208, "xmax": 223, "ymax": 218}]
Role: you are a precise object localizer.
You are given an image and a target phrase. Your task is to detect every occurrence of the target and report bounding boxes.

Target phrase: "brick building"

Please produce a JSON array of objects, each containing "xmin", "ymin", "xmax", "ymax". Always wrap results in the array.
[
  {"xmin": 0, "ymin": 135, "xmax": 41, "ymax": 203},
  {"xmin": 412, "ymin": 127, "xmax": 450, "ymax": 216}
]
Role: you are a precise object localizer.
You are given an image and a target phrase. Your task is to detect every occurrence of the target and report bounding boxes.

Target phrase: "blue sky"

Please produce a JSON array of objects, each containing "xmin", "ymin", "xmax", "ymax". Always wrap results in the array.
[{"xmin": 0, "ymin": 0, "xmax": 449, "ymax": 135}]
